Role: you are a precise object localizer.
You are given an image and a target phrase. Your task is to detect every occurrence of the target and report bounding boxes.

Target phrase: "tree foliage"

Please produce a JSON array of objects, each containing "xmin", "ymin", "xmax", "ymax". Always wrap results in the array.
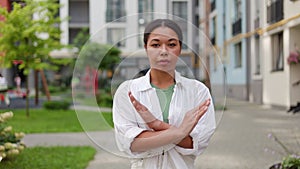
[
  {"xmin": 0, "ymin": 0, "xmax": 69, "ymax": 116},
  {"xmin": 78, "ymin": 42, "xmax": 121, "ymax": 71},
  {"xmin": 0, "ymin": 0, "xmax": 68, "ymax": 74}
]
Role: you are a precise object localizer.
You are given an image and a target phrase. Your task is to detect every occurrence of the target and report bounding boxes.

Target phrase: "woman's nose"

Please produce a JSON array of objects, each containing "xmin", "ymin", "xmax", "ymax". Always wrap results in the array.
[{"xmin": 160, "ymin": 44, "xmax": 168, "ymax": 55}]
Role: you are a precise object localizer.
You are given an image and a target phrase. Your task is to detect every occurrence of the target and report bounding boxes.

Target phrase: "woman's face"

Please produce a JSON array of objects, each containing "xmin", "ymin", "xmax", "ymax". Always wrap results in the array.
[{"xmin": 145, "ymin": 26, "xmax": 181, "ymax": 73}]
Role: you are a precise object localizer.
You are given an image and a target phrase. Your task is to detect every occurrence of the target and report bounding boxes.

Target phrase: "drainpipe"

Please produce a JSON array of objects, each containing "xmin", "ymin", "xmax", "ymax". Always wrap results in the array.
[
  {"xmin": 246, "ymin": 0, "xmax": 251, "ymax": 101},
  {"xmin": 205, "ymin": 0, "xmax": 211, "ymax": 91}
]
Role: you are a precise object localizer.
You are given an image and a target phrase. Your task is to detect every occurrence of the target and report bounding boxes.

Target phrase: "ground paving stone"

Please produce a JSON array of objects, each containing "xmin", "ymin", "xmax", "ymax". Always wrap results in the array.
[{"xmin": 22, "ymin": 98, "xmax": 300, "ymax": 169}]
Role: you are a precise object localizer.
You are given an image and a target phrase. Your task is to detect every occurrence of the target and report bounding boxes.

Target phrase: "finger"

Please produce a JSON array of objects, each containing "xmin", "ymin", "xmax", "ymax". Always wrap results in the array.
[
  {"xmin": 128, "ymin": 92, "xmax": 140, "ymax": 108},
  {"xmin": 128, "ymin": 92, "xmax": 149, "ymax": 112},
  {"xmin": 198, "ymin": 99, "xmax": 211, "ymax": 110},
  {"xmin": 197, "ymin": 99, "xmax": 208, "ymax": 109},
  {"xmin": 128, "ymin": 92, "xmax": 135, "ymax": 102},
  {"xmin": 196, "ymin": 105, "xmax": 208, "ymax": 121},
  {"xmin": 129, "ymin": 92, "xmax": 140, "ymax": 105}
]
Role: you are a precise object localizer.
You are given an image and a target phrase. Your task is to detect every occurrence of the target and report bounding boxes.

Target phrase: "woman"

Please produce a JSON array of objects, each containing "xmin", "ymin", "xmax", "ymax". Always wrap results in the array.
[{"xmin": 113, "ymin": 19, "xmax": 216, "ymax": 169}]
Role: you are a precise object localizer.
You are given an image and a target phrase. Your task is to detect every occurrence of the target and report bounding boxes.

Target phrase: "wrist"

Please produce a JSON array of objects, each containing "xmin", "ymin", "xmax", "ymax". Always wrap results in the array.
[
  {"xmin": 147, "ymin": 119, "xmax": 161, "ymax": 129},
  {"xmin": 178, "ymin": 125, "xmax": 190, "ymax": 138},
  {"xmin": 148, "ymin": 119, "xmax": 170, "ymax": 131},
  {"xmin": 170, "ymin": 126, "xmax": 186, "ymax": 144}
]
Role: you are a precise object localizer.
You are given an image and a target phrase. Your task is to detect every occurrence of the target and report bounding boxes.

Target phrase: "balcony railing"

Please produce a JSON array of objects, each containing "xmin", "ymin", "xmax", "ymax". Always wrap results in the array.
[
  {"xmin": 232, "ymin": 18, "xmax": 242, "ymax": 36},
  {"xmin": 267, "ymin": 0, "xmax": 283, "ymax": 24}
]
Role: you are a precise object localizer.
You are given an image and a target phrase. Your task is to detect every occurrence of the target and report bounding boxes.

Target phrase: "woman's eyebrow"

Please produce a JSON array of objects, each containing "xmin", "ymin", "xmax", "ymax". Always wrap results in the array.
[
  {"xmin": 150, "ymin": 38, "xmax": 178, "ymax": 42},
  {"xmin": 149, "ymin": 39, "xmax": 160, "ymax": 43},
  {"xmin": 168, "ymin": 38, "xmax": 178, "ymax": 42}
]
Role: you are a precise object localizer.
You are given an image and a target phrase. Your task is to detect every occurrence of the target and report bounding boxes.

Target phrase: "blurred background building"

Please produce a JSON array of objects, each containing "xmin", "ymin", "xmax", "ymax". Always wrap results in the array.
[{"xmin": 1, "ymin": 0, "xmax": 300, "ymax": 109}]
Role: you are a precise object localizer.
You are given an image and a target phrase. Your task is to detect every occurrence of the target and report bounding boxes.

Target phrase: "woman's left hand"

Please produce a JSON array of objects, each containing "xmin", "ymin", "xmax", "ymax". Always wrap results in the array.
[
  {"xmin": 128, "ymin": 91, "xmax": 167, "ymax": 130},
  {"xmin": 128, "ymin": 92, "xmax": 156, "ymax": 123}
]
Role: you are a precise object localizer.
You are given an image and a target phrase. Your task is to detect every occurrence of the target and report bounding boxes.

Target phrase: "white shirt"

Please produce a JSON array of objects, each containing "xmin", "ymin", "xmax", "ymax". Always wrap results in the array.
[{"xmin": 113, "ymin": 70, "xmax": 216, "ymax": 169}]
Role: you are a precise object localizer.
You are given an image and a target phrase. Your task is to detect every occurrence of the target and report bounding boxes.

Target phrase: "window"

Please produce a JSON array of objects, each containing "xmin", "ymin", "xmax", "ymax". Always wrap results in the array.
[
  {"xmin": 138, "ymin": 0, "xmax": 154, "ymax": 18},
  {"xmin": 172, "ymin": 1, "xmax": 188, "ymax": 20},
  {"xmin": 271, "ymin": 32, "xmax": 284, "ymax": 71},
  {"xmin": 172, "ymin": 1, "xmax": 188, "ymax": 49},
  {"xmin": 106, "ymin": 0, "xmax": 126, "ymax": 22},
  {"xmin": 234, "ymin": 0, "xmax": 242, "ymax": 20},
  {"xmin": 267, "ymin": 0, "xmax": 283, "ymax": 24},
  {"xmin": 255, "ymin": 0, "xmax": 260, "ymax": 16},
  {"xmin": 69, "ymin": 28, "xmax": 89, "ymax": 44},
  {"xmin": 254, "ymin": 36, "xmax": 261, "ymax": 75},
  {"xmin": 107, "ymin": 28, "xmax": 126, "ymax": 47},
  {"xmin": 210, "ymin": 16, "xmax": 217, "ymax": 45},
  {"xmin": 138, "ymin": 0, "xmax": 154, "ymax": 47},
  {"xmin": 69, "ymin": 0, "xmax": 89, "ymax": 24},
  {"xmin": 234, "ymin": 42, "xmax": 242, "ymax": 68},
  {"xmin": 232, "ymin": 0, "xmax": 242, "ymax": 35}
]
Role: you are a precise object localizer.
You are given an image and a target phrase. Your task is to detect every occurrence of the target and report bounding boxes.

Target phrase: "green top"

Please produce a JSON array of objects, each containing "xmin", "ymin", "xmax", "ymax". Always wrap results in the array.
[{"xmin": 151, "ymin": 83, "xmax": 175, "ymax": 123}]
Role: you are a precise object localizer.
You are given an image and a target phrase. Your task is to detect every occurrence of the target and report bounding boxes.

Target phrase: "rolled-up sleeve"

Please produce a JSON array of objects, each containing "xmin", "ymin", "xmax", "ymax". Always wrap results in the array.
[{"xmin": 113, "ymin": 81, "xmax": 147, "ymax": 156}]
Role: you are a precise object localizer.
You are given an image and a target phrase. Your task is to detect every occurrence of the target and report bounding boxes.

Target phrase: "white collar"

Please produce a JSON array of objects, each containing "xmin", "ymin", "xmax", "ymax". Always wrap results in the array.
[{"xmin": 134, "ymin": 69, "xmax": 184, "ymax": 92}]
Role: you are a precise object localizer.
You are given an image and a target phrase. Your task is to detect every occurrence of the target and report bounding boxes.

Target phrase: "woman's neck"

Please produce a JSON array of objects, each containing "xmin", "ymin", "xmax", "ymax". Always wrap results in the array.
[{"xmin": 150, "ymin": 69, "xmax": 175, "ymax": 89}]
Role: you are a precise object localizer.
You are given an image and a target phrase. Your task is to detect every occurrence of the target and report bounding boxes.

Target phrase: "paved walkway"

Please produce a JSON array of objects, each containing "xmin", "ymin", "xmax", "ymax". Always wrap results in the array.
[{"xmin": 22, "ymin": 98, "xmax": 300, "ymax": 169}]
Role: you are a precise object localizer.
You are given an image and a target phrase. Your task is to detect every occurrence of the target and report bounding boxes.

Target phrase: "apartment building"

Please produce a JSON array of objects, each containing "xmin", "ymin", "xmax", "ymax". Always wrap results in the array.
[
  {"xmin": 200, "ymin": 0, "xmax": 300, "ymax": 108},
  {"xmin": 261, "ymin": 0, "xmax": 300, "ymax": 108},
  {"xmin": 4, "ymin": 0, "xmax": 299, "ymax": 108},
  {"xmin": 59, "ymin": 0, "xmax": 202, "ymax": 81}
]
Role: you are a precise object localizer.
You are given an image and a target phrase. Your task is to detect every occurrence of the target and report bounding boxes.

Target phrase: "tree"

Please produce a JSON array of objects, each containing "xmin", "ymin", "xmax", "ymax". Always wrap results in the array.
[
  {"xmin": 75, "ymin": 42, "xmax": 121, "ymax": 94},
  {"xmin": 72, "ymin": 27, "xmax": 90, "ymax": 50},
  {"xmin": 0, "ymin": 0, "xmax": 68, "ymax": 116}
]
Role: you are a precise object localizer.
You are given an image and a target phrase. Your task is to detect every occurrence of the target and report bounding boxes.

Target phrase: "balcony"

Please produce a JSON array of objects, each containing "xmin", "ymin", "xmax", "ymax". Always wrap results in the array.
[
  {"xmin": 267, "ymin": 0, "xmax": 284, "ymax": 24},
  {"xmin": 232, "ymin": 18, "xmax": 242, "ymax": 36}
]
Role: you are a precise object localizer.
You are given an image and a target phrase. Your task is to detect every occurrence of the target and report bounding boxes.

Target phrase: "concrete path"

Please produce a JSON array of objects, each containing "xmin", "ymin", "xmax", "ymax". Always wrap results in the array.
[{"xmin": 22, "ymin": 98, "xmax": 300, "ymax": 169}]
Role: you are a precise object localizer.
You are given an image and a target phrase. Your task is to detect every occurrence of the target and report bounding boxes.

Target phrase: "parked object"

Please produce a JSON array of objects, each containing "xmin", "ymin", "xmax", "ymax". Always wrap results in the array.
[
  {"xmin": 287, "ymin": 102, "xmax": 300, "ymax": 114},
  {"xmin": 0, "ymin": 73, "xmax": 9, "ymax": 106}
]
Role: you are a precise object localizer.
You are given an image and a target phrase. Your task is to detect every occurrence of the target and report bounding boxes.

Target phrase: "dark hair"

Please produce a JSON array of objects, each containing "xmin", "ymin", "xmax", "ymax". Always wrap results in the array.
[{"xmin": 143, "ymin": 19, "xmax": 183, "ymax": 47}]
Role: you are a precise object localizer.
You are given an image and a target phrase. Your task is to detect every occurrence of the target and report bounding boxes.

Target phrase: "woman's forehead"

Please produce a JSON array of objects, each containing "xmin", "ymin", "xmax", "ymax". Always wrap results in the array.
[{"xmin": 149, "ymin": 27, "xmax": 179, "ymax": 40}]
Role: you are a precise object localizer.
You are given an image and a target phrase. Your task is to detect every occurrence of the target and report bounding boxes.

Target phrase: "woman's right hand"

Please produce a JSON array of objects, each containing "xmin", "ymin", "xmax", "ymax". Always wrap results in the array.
[{"xmin": 178, "ymin": 99, "xmax": 210, "ymax": 138}]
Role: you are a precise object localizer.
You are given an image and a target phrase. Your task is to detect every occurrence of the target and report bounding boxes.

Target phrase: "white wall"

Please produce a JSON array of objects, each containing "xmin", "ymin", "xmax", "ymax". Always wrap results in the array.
[
  {"xmin": 124, "ymin": 0, "xmax": 138, "ymax": 52},
  {"xmin": 60, "ymin": 0, "xmax": 69, "ymax": 45},
  {"xmin": 289, "ymin": 26, "xmax": 300, "ymax": 105},
  {"xmin": 262, "ymin": 30, "xmax": 290, "ymax": 107},
  {"xmin": 89, "ymin": 0, "xmax": 106, "ymax": 44},
  {"xmin": 284, "ymin": 0, "xmax": 300, "ymax": 19}
]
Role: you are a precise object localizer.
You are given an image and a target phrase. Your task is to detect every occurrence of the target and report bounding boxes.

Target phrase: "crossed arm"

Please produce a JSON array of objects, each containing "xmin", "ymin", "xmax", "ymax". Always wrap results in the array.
[{"xmin": 128, "ymin": 92, "xmax": 210, "ymax": 152}]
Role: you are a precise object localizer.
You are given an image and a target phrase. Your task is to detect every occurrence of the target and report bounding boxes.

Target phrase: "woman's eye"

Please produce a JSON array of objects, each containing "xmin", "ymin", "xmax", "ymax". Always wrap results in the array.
[
  {"xmin": 151, "ymin": 44, "xmax": 160, "ymax": 47},
  {"xmin": 168, "ymin": 43, "xmax": 177, "ymax": 47}
]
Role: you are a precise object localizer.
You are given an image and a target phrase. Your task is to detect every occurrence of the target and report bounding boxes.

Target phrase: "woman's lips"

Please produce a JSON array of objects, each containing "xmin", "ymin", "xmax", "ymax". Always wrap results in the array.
[{"xmin": 158, "ymin": 59, "xmax": 170, "ymax": 65}]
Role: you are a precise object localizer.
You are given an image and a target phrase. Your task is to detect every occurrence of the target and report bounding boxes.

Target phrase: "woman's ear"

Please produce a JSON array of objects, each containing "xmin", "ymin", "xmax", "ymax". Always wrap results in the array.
[{"xmin": 144, "ymin": 44, "xmax": 147, "ymax": 50}]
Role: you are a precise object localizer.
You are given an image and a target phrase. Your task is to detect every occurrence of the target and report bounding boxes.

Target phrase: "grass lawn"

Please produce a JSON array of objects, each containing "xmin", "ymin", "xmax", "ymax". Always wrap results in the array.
[
  {"xmin": 1, "ymin": 108, "xmax": 113, "ymax": 133},
  {"xmin": 0, "ymin": 146, "xmax": 96, "ymax": 169}
]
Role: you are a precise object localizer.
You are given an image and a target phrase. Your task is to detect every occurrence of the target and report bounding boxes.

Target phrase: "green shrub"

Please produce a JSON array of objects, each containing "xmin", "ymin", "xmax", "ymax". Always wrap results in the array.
[
  {"xmin": 43, "ymin": 100, "xmax": 70, "ymax": 110},
  {"xmin": 47, "ymin": 85, "xmax": 68, "ymax": 94},
  {"xmin": 96, "ymin": 92, "xmax": 113, "ymax": 107},
  {"xmin": 282, "ymin": 155, "xmax": 300, "ymax": 169},
  {"xmin": 0, "ymin": 111, "xmax": 25, "ymax": 162}
]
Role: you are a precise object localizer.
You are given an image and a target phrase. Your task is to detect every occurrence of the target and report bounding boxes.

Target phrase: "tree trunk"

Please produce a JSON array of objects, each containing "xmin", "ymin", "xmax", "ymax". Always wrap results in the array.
[
  {"xmin": 34, "ymin": 70, "xmax": 39, "ymax": 105},
  {"xmin": 25, "ymin": 74, "xmax": 29, "ymax": 117},
  {"xmin": 40, "ymin": 69, "xmax": 51, "ymax": 101}
]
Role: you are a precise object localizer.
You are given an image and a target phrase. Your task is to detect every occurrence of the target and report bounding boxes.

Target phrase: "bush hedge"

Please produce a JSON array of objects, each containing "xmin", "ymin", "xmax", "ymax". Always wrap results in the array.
[{"xmin": 43, "ymin": 100, "xmax": 70, "ymax": 110}]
